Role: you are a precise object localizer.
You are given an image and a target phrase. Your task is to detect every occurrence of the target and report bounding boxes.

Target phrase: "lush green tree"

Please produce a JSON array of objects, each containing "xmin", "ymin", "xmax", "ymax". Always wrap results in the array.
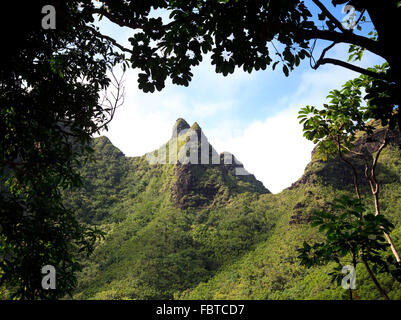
[
  {"xmin": 297, "ymin": 196, "xmax": 401, "ymax": 300},
  {"xmin": 298, "ymin": 67, "xmax": 401, "ymax": 264},
  {"xmin": 0, "ymin": 1, "xmax": 125, "ymax": 298}
]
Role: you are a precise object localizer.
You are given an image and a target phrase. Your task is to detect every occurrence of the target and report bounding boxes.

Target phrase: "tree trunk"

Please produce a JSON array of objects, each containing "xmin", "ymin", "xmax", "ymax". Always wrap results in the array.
[
  {"xmin": 363, "ymin": 131, "xmax": 401, "ymax": 264},
  {"xmin": 365, "ymin": 0, "xmax": 401, "ymax": 133},
  {"xmin": 366, "ymin": 1, "xmax": 401, "ymax": 83},
  {"xmin": 374, "ymin": 193, "xmax": 401, "ymax": 263},
  {"xmin": 361, "ymin": 257, "xmax": 390, "ymax": 300}
]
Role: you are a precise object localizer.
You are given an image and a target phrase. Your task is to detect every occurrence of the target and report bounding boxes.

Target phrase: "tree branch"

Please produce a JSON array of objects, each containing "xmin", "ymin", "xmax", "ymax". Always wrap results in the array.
[
  {"xmin": 311, "ymin": 41, "xmax": 337, "ymax": 69},
  {"xmin": 361, "ymin": 257, "xmax": 390, "ymax": 300},
  {"xmin": 90, "ymin": 5, "xmax": 386, "ymax": 71},
  {"xmin": 371, "ymin": 129, "xmax": 388, "ymax": 194},
  {"xmin": 289, "ymin": 26, "xmax": 384, "ymax": 58},
  {"xmin": 311, "ymin": 0, "xmax": 348, "ymax": 33},
  {"xmin": 354, "ymin": 9, "xmax": 366, "ymax": 28},
  {"xmin": 85, "ymin": 26, "xmax": 133, "ymax": 55},
  {"xmin": 314, "ymin": 57, "xmax": 389, "ymax": 80},
  {"xmin": 96, "ymin": 69, "xmax": 126, "ymax": 132}
]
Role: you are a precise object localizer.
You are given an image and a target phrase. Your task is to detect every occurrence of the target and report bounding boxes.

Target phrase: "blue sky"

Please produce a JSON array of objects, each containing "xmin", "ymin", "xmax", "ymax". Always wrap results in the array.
[{"xmin": 95, "ymin": 1, "xmax": 382, "ymax": 193}]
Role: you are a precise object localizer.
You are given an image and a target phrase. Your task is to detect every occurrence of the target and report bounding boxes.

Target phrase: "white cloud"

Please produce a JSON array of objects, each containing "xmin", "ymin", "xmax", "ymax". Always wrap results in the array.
[
  {"xmin": 217, "ymin": 109, "xmax": 314, "ymax": 193},
  {"xmin": 209, "ymin": 52, "xmax": 382, "ymax": 193},
  {"xmin": 99, "ymin": 53, "xmax": 257, "ymax": 157}
]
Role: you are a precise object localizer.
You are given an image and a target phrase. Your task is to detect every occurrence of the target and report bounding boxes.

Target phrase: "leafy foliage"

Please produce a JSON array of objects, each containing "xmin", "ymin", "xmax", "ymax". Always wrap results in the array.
[
  {"xmin": 297, "ymin": 69, "xmax": 384, "ymax": 160},
  {"xmin": 297, "ymin": 197, "xmax": 400, "ymax": 288},
  {"xmin": 0, "ymin": 1, "xmax": 121, "ymax": 299},
  {"xmin": 78, "ymin": 0, "xmax": 401, "ymax": 97}
]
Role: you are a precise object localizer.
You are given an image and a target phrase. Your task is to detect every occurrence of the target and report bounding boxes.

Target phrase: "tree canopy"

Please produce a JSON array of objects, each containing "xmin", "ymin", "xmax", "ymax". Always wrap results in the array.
[
  {"xmin": 87, "ymin": 0, "xmax": 401, "ymax": 129},
  {"xmin": 82, "ymin": 1, "xmax": 400, "ymax": 88}
]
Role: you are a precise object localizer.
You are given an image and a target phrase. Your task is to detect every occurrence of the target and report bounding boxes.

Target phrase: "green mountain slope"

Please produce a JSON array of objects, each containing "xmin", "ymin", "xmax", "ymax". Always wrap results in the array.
[{"xmin": 66, "ymin": 119, "xmax": 401, "ymax": 300}]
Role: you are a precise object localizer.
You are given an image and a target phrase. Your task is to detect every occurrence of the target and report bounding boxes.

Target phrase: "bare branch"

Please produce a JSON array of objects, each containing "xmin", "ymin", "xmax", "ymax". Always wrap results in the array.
[
  {"xmin": 311, "ymin": 41, "xmax": 337, "ymax": 69},
  {"xmin": 97, "ymin": 69, "xmax": 126, "ymax": 132}
]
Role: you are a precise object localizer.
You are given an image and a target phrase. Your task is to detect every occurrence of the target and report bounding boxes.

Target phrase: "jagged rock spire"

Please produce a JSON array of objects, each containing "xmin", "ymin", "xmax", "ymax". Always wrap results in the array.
[
  {"xmin": 190, "ymin": 122, "xmax": 201, "ymax": 133},
  {"xmin": 171, "ymin": 118, "xmax": 190, "ymax": 138}
]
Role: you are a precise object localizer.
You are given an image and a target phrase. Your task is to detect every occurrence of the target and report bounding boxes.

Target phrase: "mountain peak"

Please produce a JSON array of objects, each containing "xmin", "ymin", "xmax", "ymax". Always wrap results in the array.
[
  {"xmin": 172, "ymin": 118, "xmax": 190, "ymax": 138},
  {"xmin": 190, "ymin": 122, "xmax": 202, "ymax": 132}
]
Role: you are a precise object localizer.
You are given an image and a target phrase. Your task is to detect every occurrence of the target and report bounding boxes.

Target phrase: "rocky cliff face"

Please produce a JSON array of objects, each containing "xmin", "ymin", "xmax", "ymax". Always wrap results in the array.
[
  {"xmin": 166, "ymin": 119, "xmax": 269, "ymax": 209},
  {"xmin": 90, "ymin": 118, "xmax": 270, "ymax": 210},
  {"xmin": 171, "ymin": 118, "xmax": 191, "ymax": 138},
  {"xmin": 289, "ymin": 127, "xmax": 401, "ymax": 191}
]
